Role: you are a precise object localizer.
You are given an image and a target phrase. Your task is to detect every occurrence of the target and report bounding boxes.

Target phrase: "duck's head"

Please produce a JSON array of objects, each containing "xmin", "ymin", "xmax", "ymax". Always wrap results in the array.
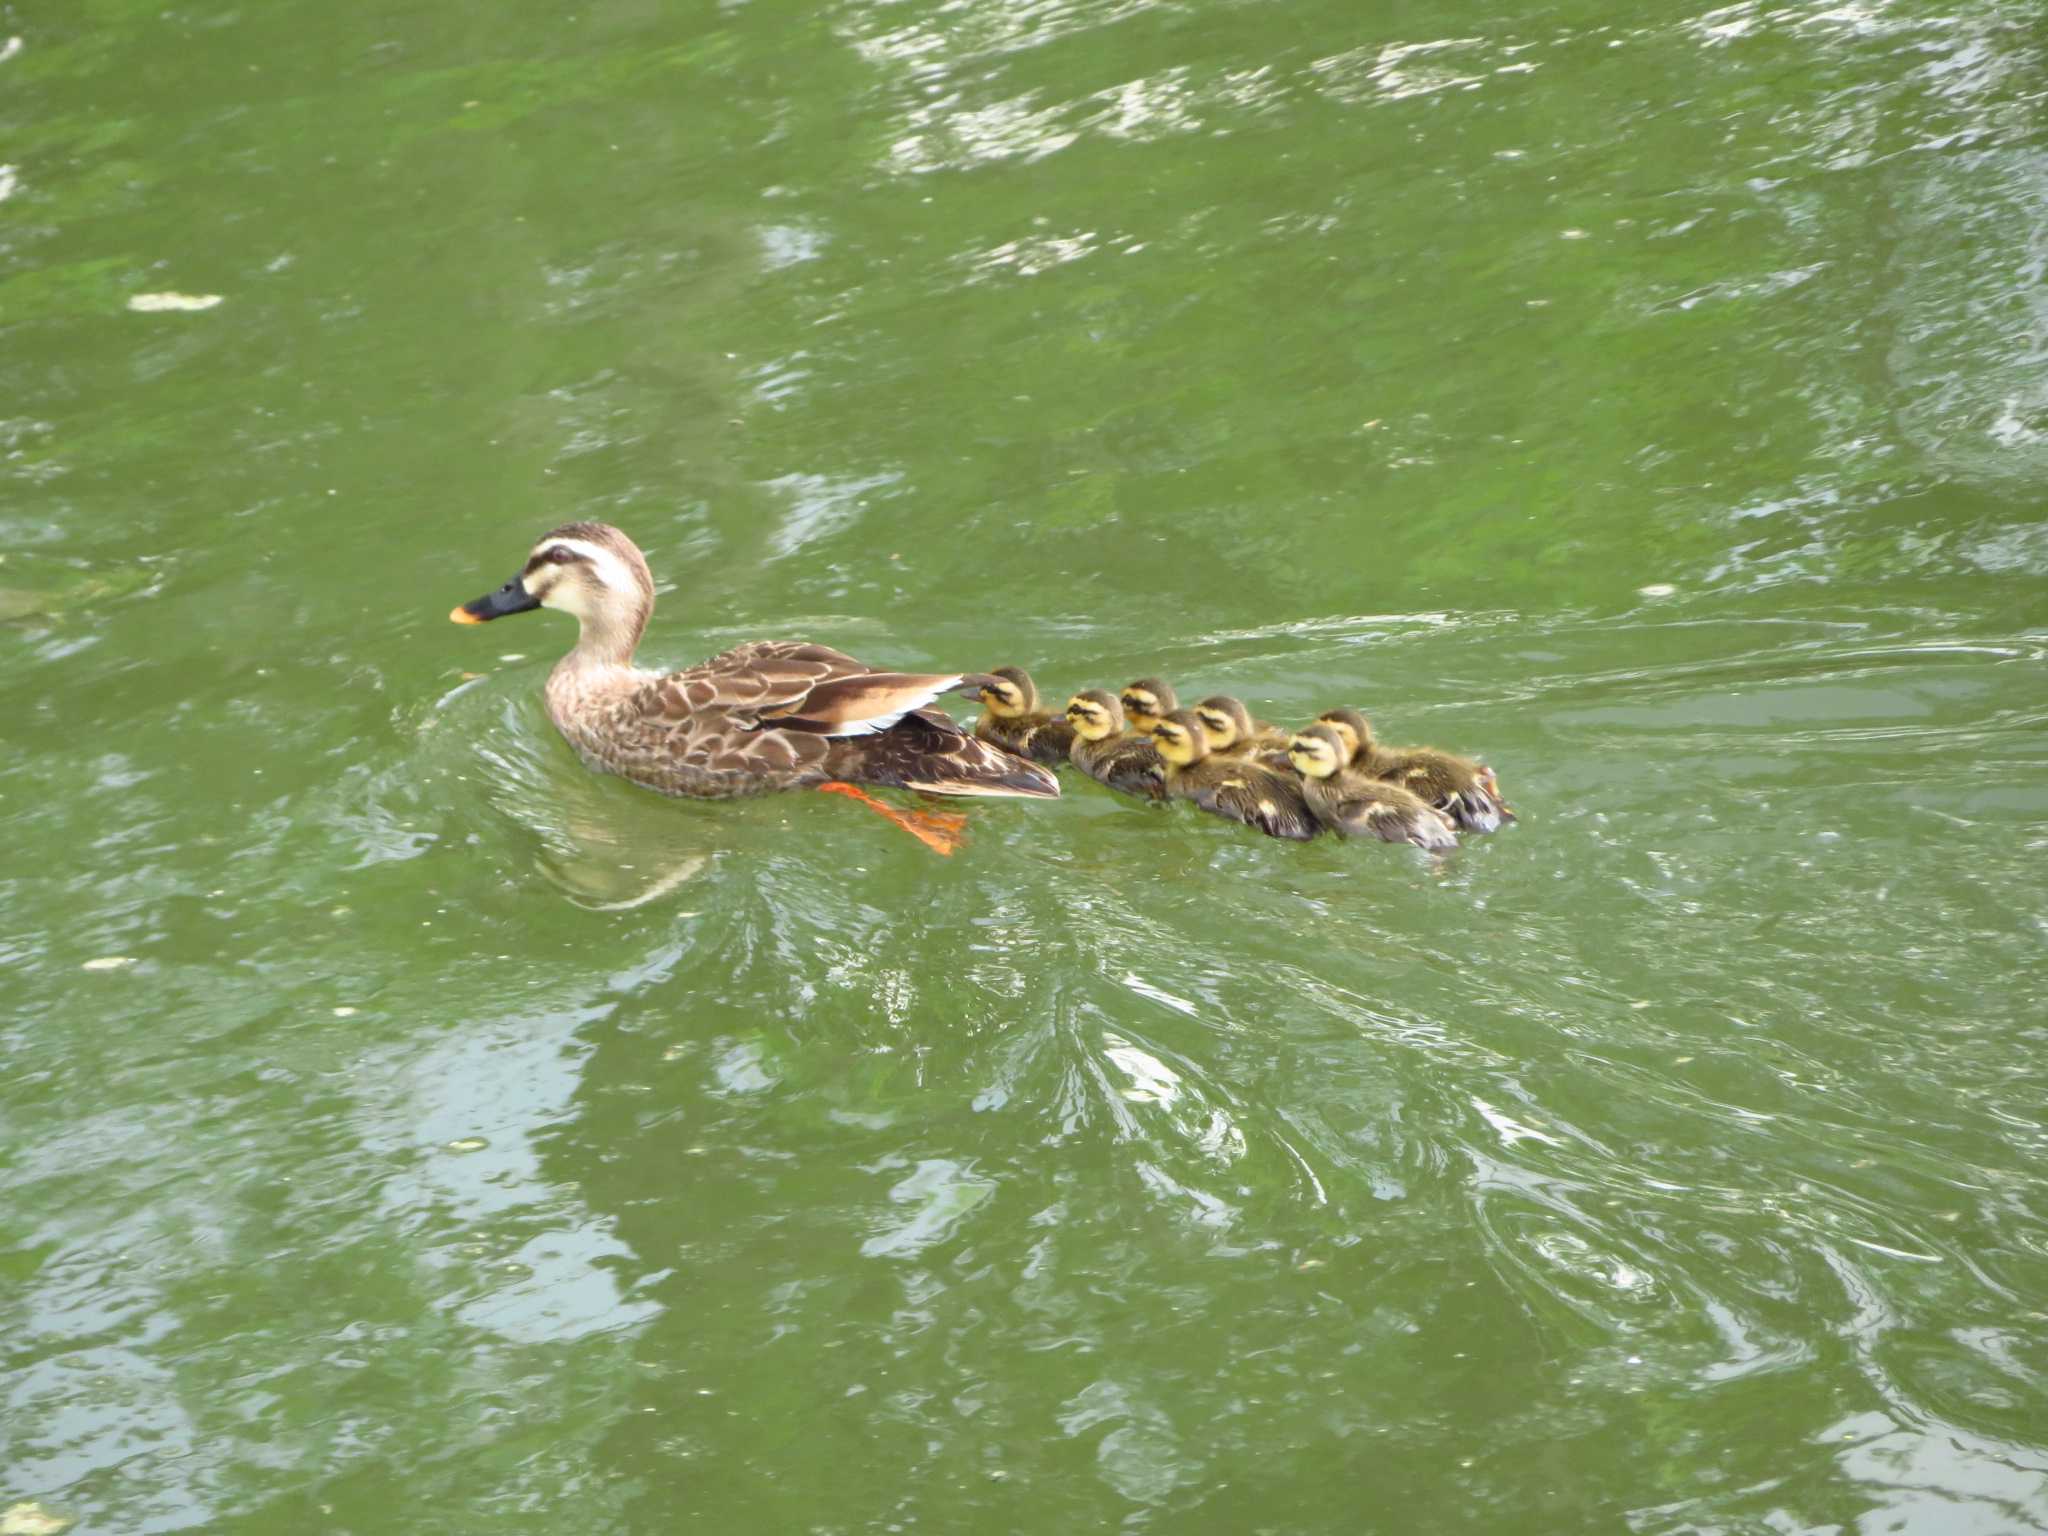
[
  {"xmin": 1119, "ymin": 678, "xmax": 1177, "ymax": 736},
  {"xmin": 1064, "ymin": 688, "xmax": 1125, "ymax": 743},
  {"xmin": 1195, "ymin": 695, "xmax": 1254, "ymax": 751},
  {"xmin": 1316, "ymin": 706, "xmax": 1375, "ymax": 763},
  {"xmin": 1151, "ymin": 709, "xmax": 1212, "ymax": 768},
  {"xmin": 451, "ymin": 522, "xmax": 656, "ymax": 657},
  {"xmin": 1288, "ymin": 724, "xmax": 1349, "ymax": 781},
  {"xmin": 979, "ymin": 666, "xmax": 1040, "ymax": 719}
]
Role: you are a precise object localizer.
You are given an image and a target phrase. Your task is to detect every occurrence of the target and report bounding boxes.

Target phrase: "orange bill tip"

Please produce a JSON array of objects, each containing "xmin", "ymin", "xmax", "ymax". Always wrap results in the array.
[{"xmin": 449, "ymin": 605, "xmax": 484, "ymax": 625}]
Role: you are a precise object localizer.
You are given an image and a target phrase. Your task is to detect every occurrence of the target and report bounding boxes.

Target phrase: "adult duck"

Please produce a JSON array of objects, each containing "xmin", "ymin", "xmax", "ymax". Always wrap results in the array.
[{"xmin": 451, "ymin": 523, "xmax": 1056, "ymax": 849}]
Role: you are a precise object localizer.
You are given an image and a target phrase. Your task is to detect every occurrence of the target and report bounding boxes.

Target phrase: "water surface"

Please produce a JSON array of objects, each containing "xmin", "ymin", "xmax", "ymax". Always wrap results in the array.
[{"xmin": 4, "ymin": 0, "xmax": 2047, "ymax": 1530}]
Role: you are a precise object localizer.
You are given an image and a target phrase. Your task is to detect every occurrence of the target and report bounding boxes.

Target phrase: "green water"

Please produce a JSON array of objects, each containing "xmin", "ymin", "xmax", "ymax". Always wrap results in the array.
[{"xmin": 5, "ymin": 0, "xmax": 2047, "ymax": 1529}]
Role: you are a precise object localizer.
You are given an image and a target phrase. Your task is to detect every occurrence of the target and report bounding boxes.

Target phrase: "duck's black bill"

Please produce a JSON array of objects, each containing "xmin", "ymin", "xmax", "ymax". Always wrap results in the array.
[{"xmin": 449, "ymin": 576, "xmax": 540, "ymax": 625}]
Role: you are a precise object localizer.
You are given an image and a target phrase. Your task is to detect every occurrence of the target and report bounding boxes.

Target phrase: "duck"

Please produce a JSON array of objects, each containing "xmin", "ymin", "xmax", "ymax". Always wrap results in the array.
[
  {"xmin": 1152, "ymin": 710, "xmax": 1318, "ymax": 841},
  {"xmin": 1192, "ymin": 695, "xmax": 1294, "ymax": 769},
  {"xmin": 973, "ymin": 667, "xmax": 1076, "ymax": 768},
  {"xmin": 1288, "ymin": 725, "xmax": 1458, "ymax": 850},
  {"xmin": 1317, "ymin": 707, "xmax": 1511, "ymax": 833},
  {"xmin": 1063, "ymin": 689, "xmax": 1168, "ymax": 801},
  {"xmin": 1118, "ymin": 678, "xmax": 1178, "ymax": 738},
  {"xmin": 449, "ymin": 524, "xmax": 1057, "ymax": 847}
]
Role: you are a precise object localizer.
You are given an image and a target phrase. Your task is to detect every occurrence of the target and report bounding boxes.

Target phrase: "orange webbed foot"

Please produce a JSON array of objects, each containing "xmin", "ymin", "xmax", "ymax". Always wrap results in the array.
[{"xmin": 815, "ymin": 783, "xmax": 969, "ymax": 855}]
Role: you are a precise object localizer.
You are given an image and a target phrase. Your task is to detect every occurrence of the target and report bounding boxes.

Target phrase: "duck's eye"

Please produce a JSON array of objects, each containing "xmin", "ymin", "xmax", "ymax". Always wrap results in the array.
[{"xmin": 542, "ymin": 546, "xmax": 580, "ymax": 565}]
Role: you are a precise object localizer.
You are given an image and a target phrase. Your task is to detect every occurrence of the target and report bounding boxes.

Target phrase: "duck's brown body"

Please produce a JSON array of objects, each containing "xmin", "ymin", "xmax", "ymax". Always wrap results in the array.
[
  {"xmin": 1290, "ymin": 724, "xmax": 1457, "ymax": 849},
  {"xmin": 1300, "ymin": 769, "xmax": 1457, "ymax": 849},
  {"xmin": 1152, "ymin": 710, "xmax": 1316, "ymax": 840},
  {"xmin": 456, "ymin": 524, "xmax": 1058, "ymax": 803},
  {"xmin": 1363, "ymin": 746, "xmax": 1509, "ymax": 833},
  {"xmin": 1070, "ymin": 732, "xmax": 1167, "ymax": 801},
  {"xmin": 1318, "ymin": 708, "xmax": 1510, "ymax": 834},
  {"xmin": 1159, "ymin": 754, "xmax": 1317, "ymax": 844},
  {"xmin": 546, "ymin": 640, "xmax": 1054, "ymax": 800},
  {"xmin": 975, "ymin": 710, "xmax": 1074, "ymax": 768}
]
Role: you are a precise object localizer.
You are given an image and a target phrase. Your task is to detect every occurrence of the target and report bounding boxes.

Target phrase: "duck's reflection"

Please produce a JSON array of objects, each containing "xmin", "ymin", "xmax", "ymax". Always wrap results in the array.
[{"xmin": 476, "ymin": 725, "xmax": 718, "ymax": 911}]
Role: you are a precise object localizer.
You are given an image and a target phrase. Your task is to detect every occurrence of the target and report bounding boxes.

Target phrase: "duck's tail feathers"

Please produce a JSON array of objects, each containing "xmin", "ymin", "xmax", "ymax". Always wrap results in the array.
[
  {"xmin": 834, "ymin": 716, "xmax": 1061, "ymax": 800},
  {"xmin": 1477, "ymin": 766, "xmax": 1518, "ymax": 824},
  {"xmin": 902, "ymin": 747, "xmax": 1061, "ymax": 800},
  {"xmin": 1448, "ymin": 779, "xmax": 1512, "ymax": 833},
  {"xmin": 1359, "ymin": 799, "xmax": 1458, "ymax": 849}
]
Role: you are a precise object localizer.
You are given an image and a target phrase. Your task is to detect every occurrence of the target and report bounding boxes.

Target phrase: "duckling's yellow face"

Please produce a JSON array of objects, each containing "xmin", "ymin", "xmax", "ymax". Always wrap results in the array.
[
  {"xmin": 1317, "ymin": 709, "xmax": 1374, "ymax": 761},
  {"xmin": 978, "ymin": 676, "xmax": 1030, "ymax": 719},
  {"xmin": 1194, "ymin": 705, "xmax": 1241, "ymax": 750},
  {"xmin": 1151, "ymin": 718, "xmax": 1200, "ymax": 766},
  {"xmin": 1065, "ymin": 695, "xmax": 1119, "ymax": 742},
  {"xmin": 1288, "ymin": 732, "xmax": 1343, "ymax": 780},
  {"xmin": 1120, "ymin": 688, "xmax": 1166, "ymax": 735}
]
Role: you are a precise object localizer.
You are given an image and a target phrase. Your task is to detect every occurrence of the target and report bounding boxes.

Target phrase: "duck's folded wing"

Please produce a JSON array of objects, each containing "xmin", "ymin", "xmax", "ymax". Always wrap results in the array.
[
  {"xmin": 1101, "ymin": 740, "xmax": 1168, "ymax": 800},
  {"xmin": 1196, "ymin": 772, "xmax": 1319, "ymax": 841},
  {"xmin": 1336, "ymin": 786, "xmax": 1457, "ymax": 848},
  {"xmin": 831, "ymin": 711, "xmax": 1059, "ymax": 798},
  {"xmin": 764, "ymin": 672, "xmax": 979, "ymax": 737},
  {"xmin": 634, "ymin": 642, "xmax": 983, "ymax": 737}
]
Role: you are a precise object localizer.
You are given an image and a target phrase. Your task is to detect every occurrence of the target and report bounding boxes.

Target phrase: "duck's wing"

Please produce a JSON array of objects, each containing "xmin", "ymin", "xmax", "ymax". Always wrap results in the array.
[
  {"xmin": 1022, "ymin": 716, "xmax": 1076, "ymax": 767},
  {"xmin": 1375, "ymin": 748, "xmax": 1509, "ymax": 833},
  {"xmin": 637, "ymin": 641, "xmax": 988, "ymax": 737},
  {"xmin": 1192, "ymin": 767, "xmax": 1319, "ymax": 841},
  {"xmin": 1098, "ymin": 739, "xmax": 1169, "ymax": 800},
  {"xmin": 829, "ymin": 709, "xmax": 1058, "ymax": 798},
  {"xmin": 1332, "ymin": 781, "xmax": 1457, "ymax": 849}
]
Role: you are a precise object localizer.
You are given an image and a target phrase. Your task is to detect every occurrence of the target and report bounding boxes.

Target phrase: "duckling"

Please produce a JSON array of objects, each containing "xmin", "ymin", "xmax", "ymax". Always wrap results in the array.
[
  {"xmin": 1288, "ymin": 725, "xmax": 1458, "ymax": 850},
  {"xmin": 1118, "ymin": 678, "xmax": 1178, "ymax": 738},
  {"xmin": 973, "ymin": 666, "xmax": 1076, "ymax": 768},
  {"xmin": 1193, "ymin": 695, "xmax": 1294, "ymax": 770},
  {"xmin": 1317, "ymin": 707, "xmax": 1512, "ymax": 833},
  {"xmin": 1064, "ymin": 689, "xmax": 1168, "ymax": 801},
  {"xmin": 1151, "ymin": 709, "xmax": 1318, "ymax": 841}
]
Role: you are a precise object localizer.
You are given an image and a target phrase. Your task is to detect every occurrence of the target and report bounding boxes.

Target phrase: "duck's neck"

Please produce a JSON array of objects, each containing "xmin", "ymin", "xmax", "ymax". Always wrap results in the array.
[
  {"xmin": 561, "ymin": 601, "xmax": 647, "ymax": 673},
  {"xmin": 544, "ymin": 607, "xmax": 648, "ymax": 737}
]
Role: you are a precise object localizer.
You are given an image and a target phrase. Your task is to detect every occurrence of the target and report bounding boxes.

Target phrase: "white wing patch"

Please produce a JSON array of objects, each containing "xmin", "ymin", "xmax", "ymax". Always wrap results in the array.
[{"xmin": 818, "ymin": 678, "xmax": 955, "ymax": 739}]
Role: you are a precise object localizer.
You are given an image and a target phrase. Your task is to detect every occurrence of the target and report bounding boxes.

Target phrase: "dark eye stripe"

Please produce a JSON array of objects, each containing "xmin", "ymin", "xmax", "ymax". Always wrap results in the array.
[{"xmin": 524, "ymin": 546, "xmax": 585, "ymax": 573}]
